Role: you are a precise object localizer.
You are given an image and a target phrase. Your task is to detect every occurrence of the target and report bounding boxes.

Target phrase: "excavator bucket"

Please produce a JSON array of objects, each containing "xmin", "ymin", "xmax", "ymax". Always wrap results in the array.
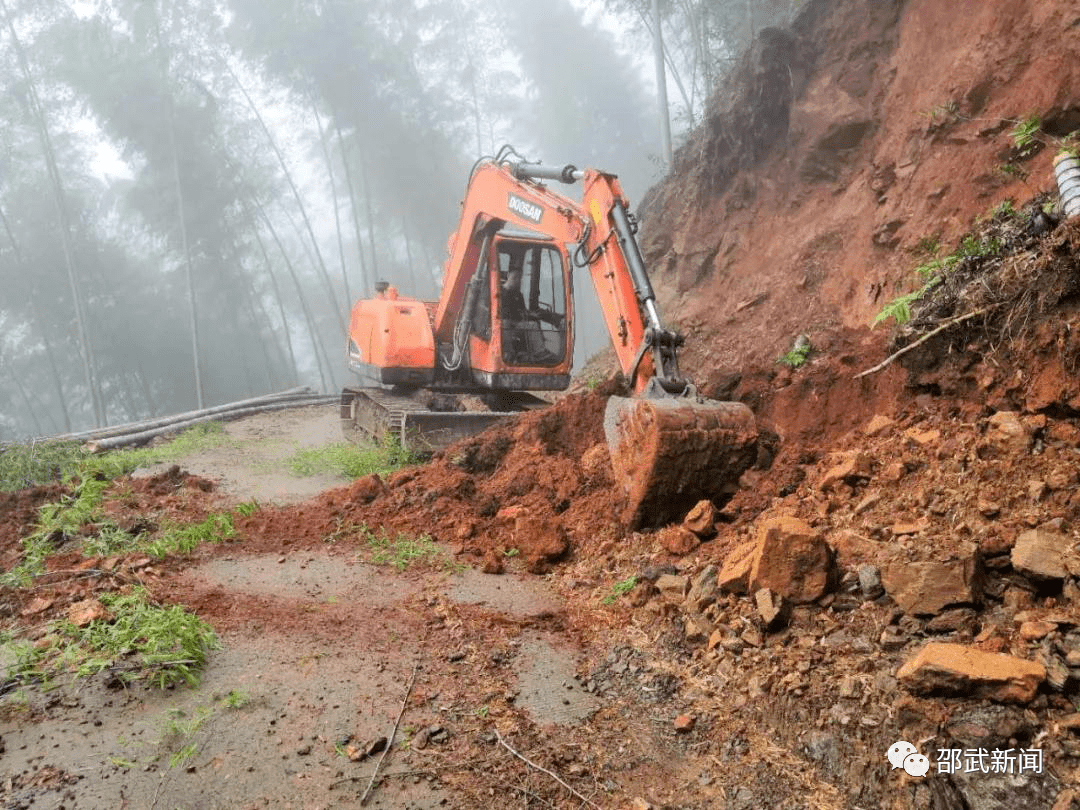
[{"xmin": 603, "ymin": 395, "xmax": 758, "ymax": 530}]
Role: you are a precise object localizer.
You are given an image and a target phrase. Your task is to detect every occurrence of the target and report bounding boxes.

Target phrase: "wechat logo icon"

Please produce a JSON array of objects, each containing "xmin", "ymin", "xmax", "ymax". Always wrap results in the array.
[{"xmin": 888, "ymin": 740, "xmax": 930, "ymax": 778}]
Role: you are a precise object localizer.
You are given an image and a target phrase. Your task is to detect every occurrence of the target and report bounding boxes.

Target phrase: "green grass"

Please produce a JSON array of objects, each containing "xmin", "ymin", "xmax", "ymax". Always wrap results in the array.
[
  {"xmin": 222, "ymin": 689, "xmax": 250, "ymax": 709},
  {"xmin": 285, "ymin": 435, "xmax": 416, "ymax": 479},
  {"xmin": 602, "ymin": 575, "xmax": 638, "ymax": 605},
  {"xmin": 161, "ymin": 705, "xmax": 212, "ymax": 739},
  {"xmin": 81, "ymin": 525, "xmax": 140, "ymax": 557},
  {"xmin": 0, "ymin": 423, "xmax": 230, "ymax": 494},
  {"xmin": 234, "ymin": 499, "xmax": 259, "ymax": 517},
  {"xmin": 361, "ymin": 525, "xmax": 455, "ymax": 572},
  {"xmin": 144, "ymin": 512, "xmax": 234, "ymax": 559},
  {"xmin": 63, "ymin": 588, "xmax": 218, "ymax": 688},
  {"xmin": 2, "ymin": 588, "xmax": 218, "ymax": 692},
  {"xmin": 3, "ymin": 503, "xmax": 237, "ymax": 587},
  {"xmin": 990, "ymin": 199, "xmax": 1018, "ymax": 220},
  {"xmin": 0, "ymin": 475, "xmax": 111, "ymax": 587},
  {"xmin": 0, "ymin": 441, "xmax": 87, "ymax": 493}
]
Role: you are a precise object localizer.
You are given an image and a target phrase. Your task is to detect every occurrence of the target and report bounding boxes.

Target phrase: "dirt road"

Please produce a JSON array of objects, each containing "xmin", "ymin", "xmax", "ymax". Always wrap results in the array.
[{"xmin": 0, "ymin": 405, "xmax": 713, "ymax": 810}]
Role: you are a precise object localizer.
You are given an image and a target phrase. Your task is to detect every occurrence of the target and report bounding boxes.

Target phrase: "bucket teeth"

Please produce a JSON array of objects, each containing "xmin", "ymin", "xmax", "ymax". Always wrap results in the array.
[{"xmin": 603, "ymin": 396, "xmax": 757, "ymax": 529}]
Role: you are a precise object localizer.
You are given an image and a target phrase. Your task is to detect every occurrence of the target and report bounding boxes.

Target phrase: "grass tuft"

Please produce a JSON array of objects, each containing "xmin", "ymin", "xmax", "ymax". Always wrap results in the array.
[
  {"xmin": 62, "ymin": 588, "xmax": 219, "ymax": 688},
  {"xmin": 602, "ymin": 575, "xmax": 638, "ymax": 605},
  {"xmin": 145, "ymin": 512, "xmax": 235, "ymax": 559},
  {"xmin": 2, "ymin": 588, "xmax": 217, "ymax": 693},
  {"xmin": 285, "ymin": 435, "xmax": 415, "ymax": 479},
  {"xmin": 360, "ymin": 525, "xmax": 455, "ymax": 572},
  {"xmin": 0, "ymin": 423, "xmax": 230, "ymax": 494}
]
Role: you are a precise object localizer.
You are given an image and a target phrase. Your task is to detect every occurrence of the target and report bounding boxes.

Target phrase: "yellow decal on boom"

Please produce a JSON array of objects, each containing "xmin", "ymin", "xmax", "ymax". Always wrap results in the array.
[{"xmin": 589, "ymin": 199, "xmax": 604, "ymax": 226}]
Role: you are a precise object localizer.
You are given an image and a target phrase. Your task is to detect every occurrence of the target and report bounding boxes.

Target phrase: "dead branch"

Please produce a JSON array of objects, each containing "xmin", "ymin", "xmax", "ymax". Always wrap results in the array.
[
  {"xmin": 493, "ymin": 727, "xmax": 603, "ymax": 810},
  {"xmin": 854, "ymin": 307, "xmax": 994, "ymax": 379},
  {"xmin": 359, "ymin": 659, "xmax": 419, "ymax": 805}
]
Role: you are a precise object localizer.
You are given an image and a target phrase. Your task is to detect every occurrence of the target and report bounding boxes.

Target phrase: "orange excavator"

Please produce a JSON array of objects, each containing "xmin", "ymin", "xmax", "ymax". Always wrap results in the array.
[{"xmin": 341, "ymin": 146, "xmax": 757, "ymax": 528}]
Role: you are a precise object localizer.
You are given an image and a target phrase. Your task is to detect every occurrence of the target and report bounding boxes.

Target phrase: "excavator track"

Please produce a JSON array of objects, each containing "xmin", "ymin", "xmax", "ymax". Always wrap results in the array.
[{"xmin": 340, "ymin": 387, "xmax": 545, "ymax": 454}]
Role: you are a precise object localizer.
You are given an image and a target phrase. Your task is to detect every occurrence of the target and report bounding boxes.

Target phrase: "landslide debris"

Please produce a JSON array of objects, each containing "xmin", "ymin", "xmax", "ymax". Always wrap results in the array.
[{"xmin": 248, "ymin": 390, "xmax": 627, "ymax": 573}]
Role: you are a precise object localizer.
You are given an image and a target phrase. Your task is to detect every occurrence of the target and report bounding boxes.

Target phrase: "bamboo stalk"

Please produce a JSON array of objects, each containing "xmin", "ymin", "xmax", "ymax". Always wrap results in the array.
[
  {"xmin": 48, "ymin": 387, "xmax": 314, "ymax": 442},
  {"xmin": 84, "ymin": 397, "xmax": 338, "ymax": 452}
]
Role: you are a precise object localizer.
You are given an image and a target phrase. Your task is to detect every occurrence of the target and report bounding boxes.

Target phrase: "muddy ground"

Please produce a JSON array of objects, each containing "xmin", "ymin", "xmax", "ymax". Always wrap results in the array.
[{"xmin": 0, "ymin": 404, "xmax": 740, "ymax": 810}]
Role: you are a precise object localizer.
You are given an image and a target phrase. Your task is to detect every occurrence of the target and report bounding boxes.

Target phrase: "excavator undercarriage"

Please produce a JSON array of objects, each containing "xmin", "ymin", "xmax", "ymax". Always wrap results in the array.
[{"xmin": 339, "ymin": 387, "xmax": 547, "ymax": 454}]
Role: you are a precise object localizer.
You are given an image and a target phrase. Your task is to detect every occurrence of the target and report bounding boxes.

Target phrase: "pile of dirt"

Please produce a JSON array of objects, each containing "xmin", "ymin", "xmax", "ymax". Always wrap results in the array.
[{"xmin": 244, "ymin": 391, "xmax": 627, "ymax": 572}]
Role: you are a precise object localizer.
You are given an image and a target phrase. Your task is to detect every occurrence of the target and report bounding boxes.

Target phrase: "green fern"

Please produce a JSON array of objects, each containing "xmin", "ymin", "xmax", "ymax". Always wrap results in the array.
[
  {"xmin": 872, "ymin": 290, "xmax": 922, "ymax": 327},
  {"xmin": 1011, "ymin": 116, "xmax": 1041, "ymax": 150}
]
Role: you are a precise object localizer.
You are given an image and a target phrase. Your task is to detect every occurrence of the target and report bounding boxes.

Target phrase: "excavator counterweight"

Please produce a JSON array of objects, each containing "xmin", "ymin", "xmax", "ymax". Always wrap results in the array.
[{"xmin": 342, "ymin": 146, "xmax": 758, "ymax": 529}]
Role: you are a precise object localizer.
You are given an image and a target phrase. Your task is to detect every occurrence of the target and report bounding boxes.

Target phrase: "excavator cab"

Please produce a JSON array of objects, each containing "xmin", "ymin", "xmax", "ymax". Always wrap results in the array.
[{"xmin": 494, "ymin": 236, "xmax": 568, "ymax": 368}]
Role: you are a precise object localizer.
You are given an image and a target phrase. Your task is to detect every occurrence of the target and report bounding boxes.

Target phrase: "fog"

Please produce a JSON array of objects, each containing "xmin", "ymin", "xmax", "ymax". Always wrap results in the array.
[{"xmin": 0, "ymin": 0, "xmax": 798, "ymax": 438}]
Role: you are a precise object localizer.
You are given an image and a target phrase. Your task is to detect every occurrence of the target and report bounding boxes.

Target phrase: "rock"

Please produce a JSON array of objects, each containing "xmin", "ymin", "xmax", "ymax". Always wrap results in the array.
[
  {"xmin": 1019, "ymin": 620, "xmax": 1055, "ymax": 641},
  {"xmin": 881, "ymin": 551, "xmax": 984, "ymax": 616},
  {"xmin": 740, "ymin": 626, "xmax": 764, "ymax": 647},
  {"xmin": 428, "ymin": 726, "xmax": 449, "ymax": 744},
  {"xmin": 880, "ymin": 628, "xmax": 908, "ymax": 650},
  {"xmin": 673, "ymin": 714, "xmax": 696, "ymax": 733},
  {"xmin": 20, "ymin": 596, "xmax": 54, "ymax": 617},
  {"xmin": 412, "ymin": 727, "xmax": 431, "ymax": 750},
  {"xmin": 67, "ymin": 598, "xmax": 111, "ymax": 628},
  {"xmin": 1059, "ymin": 714, "xmax": 1080, "ymax": 731},
  {"xmin": 754, "ymin": 588, "xmax": 789, "ymax": 630},
  {"xmin": 904, "ymin": 428, "xmax": 941, "ymax": 446},
  {"xmin": 481, "ymin": 551, "xmax": 504, "ymax": 575},
  {"xmin": 829, "ymin": 531, "xmax": 880, "ymax": 568},
  {"xmin": 1028, "ymin": 480, "xmax": 1050, "ymax": 501},
  {"xmin": 817, "ymin": 452, "xmax": 872, "ymax": 492},
  {"xmin": 986, "ymin": 411, "xmax": 1031, "ymax": 453},
  {"xmin": 891, "ymin": 519, "xmax": 928, "ymax": 536},
  {"xmin": 857, "ymin": 565, "xmax": 884, "ymax": 599},
  {"xmin": 683, "ymin": 500, "xmax": 718, "ymax": 539},
  {"xmin": 1012, "ymin": 530, "xmax": 1068, "ymax": 581},
  {"xmin": 686, "ymin": 565, "xmax": 718, "ymax": 611},
  {"xmin": 365, "ymin": 737, "xmax": 388, "ymax": 756},
  {"xmin": 1047, "ymin": 421, "xmax": 1080, "ymax": 446},
  {"xmin": 717, "ymin": 540, "xmax": 757, "ymax": 594},
  {"xmin": 879, "ymin": 462, "xmax": 906, "ymax": 485},
  {"xmin": 854, "ymin": 493, "xmax": 882, "ymax": 514},
  {"xmin": 515, "ymin": 516, "xmax": 569, "ymax": 573},
  {"xmin": 838, "ymin": 675, "xmax": 861, "ymax": 699},
  {"xmin": 897, "ymin": 642, "xmax": 1046, "ymax": 704},
  {"xmin": 748, "ymin": 516, "xmax": 834, "ymax": 604},
  {"xmin": 684, "ymin": 612, "xmax": 712, "ymax": 644},
  {"xmin": 925, "ymin": 608, "xmax": 977, "ymax": 634},
  {"xmin": 655, "ymin": 574, "xmax": 689, "ymax": 602},
  {"xmin": 863, "ymin": 414, "xmax": 895, "ymax": 436},
  {"xmin": 707, "ymin": 630, "xmax": 726, "ymax": 651},
  {"xmin": 658, "ymin": 525, "xmax": 700, "ymax": 556}
]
